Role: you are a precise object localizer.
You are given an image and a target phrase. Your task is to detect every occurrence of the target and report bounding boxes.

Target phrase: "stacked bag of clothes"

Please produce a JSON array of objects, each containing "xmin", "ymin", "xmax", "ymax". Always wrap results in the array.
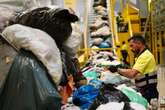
[
  {"xmin": 0, "ymin": 3, "xmax": 23, "ymax": 91},
  {"xmin": 0, "ymin": 4, "xmax": 20, "ymax": 33},
  {"xmin": 89, "ymin": 0, "xmax": 112, "ymax": 49},
  {"xmin": 0, "ymin": 6, "xmax": 85, "ymax": 110}
]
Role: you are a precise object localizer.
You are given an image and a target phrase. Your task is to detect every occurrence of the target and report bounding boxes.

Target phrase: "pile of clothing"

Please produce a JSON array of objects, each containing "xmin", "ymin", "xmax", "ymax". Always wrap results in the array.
[
  {"xmin": 89, "ymin": 0, "xmax": 112, "ymax": 49},
  {"xmin": 61, "ymin": 0, "xmax": 149, "ymax": 110},
  {"xmin": 0, "ymin": 6, "xmax": 84, "ymax": 110}
]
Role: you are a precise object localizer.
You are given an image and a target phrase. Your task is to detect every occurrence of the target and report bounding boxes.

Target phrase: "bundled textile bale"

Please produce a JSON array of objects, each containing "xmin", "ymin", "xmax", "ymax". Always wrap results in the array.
[
  {"xmin": 91, "ymin": 25, "xmax": 111, "ymax": 37},
  {"xmin": 90, "ymin": 18, "xmax": 109, "ymax": 29},
  {"xmin": 92, "ymin": 38, "xmax": 103, "ymax": 46},
  {"xmin": 2, "ymin": 24, "xmax": 62, "ymax": 85},
  {"xmin": 0, "ymin": 6, "xmax": 80, "ymax": 110},
  {"xmin": 14, "ymin": 7, "xmax": 79, "ymax": 47},
  {"xmin": 0, "ymin": 49, "xmax": 62, "ymax": 110},
  {"xmin": 0, "ymin": 34, "xmax": 17, "ymax": 87},
  {"xmin": 63, "ymin": 23, "xmax": 82, "ymax": 56},
  {"xmin": 0, "ymin": 5, "xmax": 17, "ymax": 32}
]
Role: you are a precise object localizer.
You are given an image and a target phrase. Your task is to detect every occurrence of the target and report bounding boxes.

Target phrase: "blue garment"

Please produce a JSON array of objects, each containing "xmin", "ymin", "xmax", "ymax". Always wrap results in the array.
[{"xmin": 72, "ymin": 85, "xmax": 99, "ymax": 110}]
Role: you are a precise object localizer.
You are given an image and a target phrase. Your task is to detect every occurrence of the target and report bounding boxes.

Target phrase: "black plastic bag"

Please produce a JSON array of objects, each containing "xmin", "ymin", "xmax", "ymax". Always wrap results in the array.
[
  {"xmin": 65, "ymin": 55, "xmax": 86, "ymax": 85},
  {"xmin": 14, "ymin": 7, "xmax": 79, "ymax": 47},
  {"xmin": 0, "ymin": 49, "xmax": 61, "ymax": 110},
  {"xmin": 59, "ymin": 50, "xmax": 86, "ymax": 87},
  {"xmin": 59, "ymin": 51, "xmax": 69, "ymax": 86},
  {"xmin": 88, "ymin": 83, "xmax": 130, "ymax": 110}
]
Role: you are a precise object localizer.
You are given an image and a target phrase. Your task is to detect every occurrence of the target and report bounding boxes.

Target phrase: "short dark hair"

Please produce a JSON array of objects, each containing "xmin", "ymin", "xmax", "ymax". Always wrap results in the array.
[{"xmin": 128, "ymin": 34, "xmax": 145, "ymax": 44}]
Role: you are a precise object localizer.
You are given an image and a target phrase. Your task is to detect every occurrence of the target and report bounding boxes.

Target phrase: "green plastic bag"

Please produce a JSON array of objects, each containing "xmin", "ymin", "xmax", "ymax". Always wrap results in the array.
[
  {"xmin": 120, "ymin": 87, "xmax": 148, "ymax": 108},
  {"xmin": 83, "ymin": 70, "xmax": 98, "ymax": 79},
  {"xmin": 0, "ymin": 49, "xmax": 61, "ymax": 110}
]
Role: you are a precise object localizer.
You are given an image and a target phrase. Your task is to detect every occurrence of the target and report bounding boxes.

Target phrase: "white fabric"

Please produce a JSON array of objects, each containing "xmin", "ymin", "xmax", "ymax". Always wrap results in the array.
[
  {"xmin": 2, "ymin": 24, "xmax": 62, "ymax": 85},
  {"xmin": 96, "ymin": 102, "xmax": 146, "ymax": 110},
  {"xmin": 100, "ymin": 60, "xmax": 121, "ymax": 66},
  {"xmin": 92, "ymin": 38, "xmax": 103, "ymax": 45},
  {"xmin": 94, "ymin": 5, "xmax": 107, "ymax": 12},
  {"xmin": 96, "ymin": 102, "xmax": 124, "ymax": 110},
  {"xmin": 99, "ymin": 51, "xmax": 113, "ymax": 56},
  {"xmin": 100, "ymin": 70, "xmax": 123, "ymax": 84},
  {"xmin": 0, "ymin": 6, "xmax": 16, "ymax": 32},
  {"xmin": 91, "ymin": 26, "xmax": 111, "ymax": 37},
  {"xmin": 63, "ymin": 23, "xmax": 82, "ymax": 56},
  {"xmin": 61, "ymin": 104, "xmax": 80, "ymax": 110},
  {"xmin": 130, "ymin": 102, "xmax": 146, "ymax": 110},
  {"xmin": 90, "ymin": 19, "xmax": 109, "ymax": 28}
]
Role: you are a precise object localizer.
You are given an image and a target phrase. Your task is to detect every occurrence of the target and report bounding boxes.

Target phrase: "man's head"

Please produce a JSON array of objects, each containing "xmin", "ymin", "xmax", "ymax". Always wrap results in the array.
[
  {"xmin": 118, "ymin": 12, "xmax": 121, "ymax": 15},
  {"xmin": 128, "ymin": 34, "xmax": 146, "ymax": 55}
]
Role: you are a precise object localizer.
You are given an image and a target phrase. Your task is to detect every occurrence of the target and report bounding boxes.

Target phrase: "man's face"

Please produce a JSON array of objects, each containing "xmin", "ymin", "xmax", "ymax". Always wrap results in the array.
[{"xmin": 129, "ymin": 40, "xmax": 141, "ymax": 55}]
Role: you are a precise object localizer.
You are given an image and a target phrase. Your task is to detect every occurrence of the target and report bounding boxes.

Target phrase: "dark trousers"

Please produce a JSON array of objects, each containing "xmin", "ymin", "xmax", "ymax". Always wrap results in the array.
[
  {"xmin": 121, "ymin": 50, "xmax": 129, "ymax": 65},
  {"xmin": 139, "ymin": 84, "xmax": 159, "ymax": 103}
]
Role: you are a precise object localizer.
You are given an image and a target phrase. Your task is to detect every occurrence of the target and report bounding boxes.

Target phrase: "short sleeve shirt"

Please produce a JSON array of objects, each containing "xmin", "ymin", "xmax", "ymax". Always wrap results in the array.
[{"xmin": 133, "ymin": 49, "xmax": 156, "ymax": 75}]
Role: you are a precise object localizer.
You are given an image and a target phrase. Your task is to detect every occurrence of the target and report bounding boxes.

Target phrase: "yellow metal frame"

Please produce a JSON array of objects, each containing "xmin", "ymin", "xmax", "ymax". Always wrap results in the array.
[
  {"xmin": 150, "ymin": 0, "xmax": 165, "ymax": 64},
  {"xmin": 64, "ymin": 0, "xmax": 76, "ymax": 10},
  {"xmin": 109, "ymin": 0, "xmax": 141, "ymax": 65},
  {"xmin": 77, "ymin": 0, "xmax": 118, "ymax": 66}
]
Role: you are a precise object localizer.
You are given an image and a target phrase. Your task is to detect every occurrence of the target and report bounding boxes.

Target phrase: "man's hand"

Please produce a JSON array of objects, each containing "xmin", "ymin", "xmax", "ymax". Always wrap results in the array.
[{"xmin": 108, "ymin": 65, "xmax": 118, "ymax": 73}]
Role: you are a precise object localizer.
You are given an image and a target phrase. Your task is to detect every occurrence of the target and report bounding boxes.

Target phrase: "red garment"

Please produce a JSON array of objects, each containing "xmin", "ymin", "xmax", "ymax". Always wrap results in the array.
[{"xmin": 59, "ymin": 75, "xmax": 74, "ymax": 104}]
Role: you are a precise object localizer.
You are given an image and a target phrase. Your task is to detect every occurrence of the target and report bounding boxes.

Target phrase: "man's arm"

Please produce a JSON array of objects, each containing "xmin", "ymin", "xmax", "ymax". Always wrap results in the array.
[{"xmin": 117, "ymin": 68, "xmax": 139, "ymax": 79}]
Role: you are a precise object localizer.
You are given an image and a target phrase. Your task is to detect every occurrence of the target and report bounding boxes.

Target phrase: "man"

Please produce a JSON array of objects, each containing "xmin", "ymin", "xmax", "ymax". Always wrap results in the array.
[
  {"xmin": 116, "ymin": 12, "xmax": 124, "ymax": 32},
  {"xmin": 117, "ymin": 34, "xmax": 159, "ymax": 103},
  {"xmin": 121, "ymin": 41, "xmax": 129, "ymax": 65}
]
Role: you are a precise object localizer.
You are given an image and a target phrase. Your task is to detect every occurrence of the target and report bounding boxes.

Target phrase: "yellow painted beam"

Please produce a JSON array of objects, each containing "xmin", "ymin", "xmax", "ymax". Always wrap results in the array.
[{"xmin": 64, "ymin": 0, "xmax": 76, "ymax": 9}]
